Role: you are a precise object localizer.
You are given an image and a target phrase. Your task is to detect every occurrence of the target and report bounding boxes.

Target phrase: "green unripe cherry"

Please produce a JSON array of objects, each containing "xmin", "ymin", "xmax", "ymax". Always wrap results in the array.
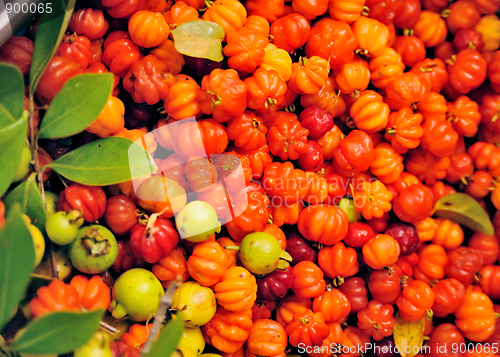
[
  {"xmin": 46, "ymin": 210, "xmax": 84, "ymax": 246},
  {"xmin": 109, "ymin": 268, "xmax": 164, "ymax": 322},
  {"xmin": 44, "ymin": 191, "xmax": 59, "ymax": 216},
  {"xmin": 238, "ymin": 232, "xmax": 292, "ymax": 275},
  {"xmin": 67, "ymin": 225, "xmax": 117, "ymax": 274},
  {"xmin": 338, "ymin": 197, "xmax": 361, "ymax": 223}
]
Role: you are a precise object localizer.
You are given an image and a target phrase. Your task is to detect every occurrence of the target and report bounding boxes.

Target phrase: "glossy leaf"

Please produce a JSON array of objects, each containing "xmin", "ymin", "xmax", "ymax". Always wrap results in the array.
[
  {"xmin": 145, "ymin": 313, "xmax": 184, "ymax": 357},
  {"xmin": 0, "ymin": 112, "xmax": 28, "ymax": 197},
  {"xmin": 0, "ymin": 204, "xmax": 35, "ymax": 331},
  {"xmin": 0, "ymin": 112, "xmax": 26, "ymax": 157},
  {"xmin": 38, "ymin": 74, "xmax": 113, "ymax": 139},
  {"xmin": 10, "ymin": 310, "xmax": 102, "ymax": 354},
  {"xmin": 172, "ymin": 21, "xmax": 225, "ymax": 62},
  {"xmin": 0, "ymin": 63, "xmax": 24, "ymax": 124},
  {"xmin": 29, "ymin": 0, "xmax": 76, "ymax": 94},
  {"xmin": 46, "ymin": 137, "xmax": 157, "ymax": 185},
  {"xmin": 393, "ymin": 315, "xmax": 425, "ymax": 357},
  {"xmin": 434, "ymin": 193, "xmax": 494, "ymax": 235},
  {"xmin": 4, "ymin": 173, "xmax": 47, "ymax": 232}
]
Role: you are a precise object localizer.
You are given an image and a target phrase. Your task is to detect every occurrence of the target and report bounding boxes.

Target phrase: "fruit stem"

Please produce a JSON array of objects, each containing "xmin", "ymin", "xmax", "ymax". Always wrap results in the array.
[
  {"xmin": 140, "ymin": 279, "xmax": 182, "ymax": 356},
  {"xmin": 441, "ymin": 9, "xmax": 450, "ymax": 18},
  {"xmin": 386, "ymin": 127, "xmax": 397, "ymax": 136},
  {"xmin": 99, "ymin": 321, "xmax": 120, "ymax": 335},
  {"xmin": 49, "ymin": 241, "xmax": 59, "ymax": 280},
  {"xmin": 224, "ymin": 246, "xmax": 240, "ymax": 251},
  {"xmin": 277, "ymin": 251, "xmax": 292, "ymax": 270},
  {"xmin": 333, "ymin": 276, "xmax": 344, "ymax": 287}
]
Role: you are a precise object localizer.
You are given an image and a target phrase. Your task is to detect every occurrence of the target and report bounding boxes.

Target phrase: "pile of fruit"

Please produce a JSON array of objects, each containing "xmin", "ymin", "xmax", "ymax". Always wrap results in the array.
[{"xmin": 3, "ymin": 0, "xmax": 500, "ymax": 356}]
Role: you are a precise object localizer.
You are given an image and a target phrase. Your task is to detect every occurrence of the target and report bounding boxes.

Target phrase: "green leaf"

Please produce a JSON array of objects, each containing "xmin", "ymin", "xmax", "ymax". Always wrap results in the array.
[
  {"xmin": 10, "ymin": 310, "xmax": 102, "ymax": 354},
  {"xmin": 172, "ymin": 21, "xmax": 225, "ymax": 62},
  {"xmin": 0, "ymin": 113, "xmax": 26, "ymax": 156},
  {"xmin": 393, "ymin": 315, "xmax": 425, "ymax": 357},
  {"xmin": 145, "ymin": 314, "xmax": 184, "ymax": 357},
  {"xmin": 0, "ymin": 204, "xmax": 35, "ymax": 331},
  {"xmin": 0, "ymin": 63, "xmax": 24, "ymax": 125},
  {"xmin": 434, "ymin": 193, "xmax": 494, "ymax": 235},
  {"xmin": 4, "ymin": 173, "xmax": 47, "ymax": 232},
  {"xmin": 38, "ymin": 74, "xmax": 113, "ymax": 139},
  {"xmin": 0, "ymin": 112, "xmax": 28, "ymax": 197},
  {"xmin": 29, "ymin": 0, "xmax": 76, "ymax": 94},
  {"xmin": 46, "ymin": 137, "xmax": 157, "ymax": 186}
]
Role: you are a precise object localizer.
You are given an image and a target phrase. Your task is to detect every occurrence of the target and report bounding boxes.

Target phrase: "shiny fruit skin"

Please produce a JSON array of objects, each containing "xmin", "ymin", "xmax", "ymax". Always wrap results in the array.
[
  {"xmin": 171, "ymin": 281, "xmax": 217, "ymax": 327},
  {"xmin": 109, "ymin": 268, "xmax": 164, "ymax": 322},
  {"xmin": 175, "ymin": 201, "xmax": 221, "ymax": 242},
  {"xmin": 257, "ymin": 268, "xmax": 294, "ymax": 300},
  {"xmin": 45, "ymin": 210, "xmax": 84, "ymax": 246},
  {"xmin": 344, "ymin": 222, "xmax": 376, "ymax": 248},
  {"xmin": 384, "ymin": 223, "xmax": 418, "ymax": 255},
  {"xmin": 286, "ymin": 233, "xmax": 317, "ymax": 265},
  {"xmin": 299, "ymin": 105, "xmax": 334, "ymax": 140},
  {"xmin": 104, "ymin": 195, "xmax": 138, "ymax": 235},
  {"xmin": 239, "ymin": 232, "xmax": 289, "ymax": 275},
  {"xmin": 67, "ymin": 225, "xmax": 118, "ymax": 274}
]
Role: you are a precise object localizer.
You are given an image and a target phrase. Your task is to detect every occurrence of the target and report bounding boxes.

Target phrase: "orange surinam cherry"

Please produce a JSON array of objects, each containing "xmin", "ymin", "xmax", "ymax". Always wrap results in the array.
[{"xmin": 354, "ymin": 180, "xmax": 393, "ymax": 220}]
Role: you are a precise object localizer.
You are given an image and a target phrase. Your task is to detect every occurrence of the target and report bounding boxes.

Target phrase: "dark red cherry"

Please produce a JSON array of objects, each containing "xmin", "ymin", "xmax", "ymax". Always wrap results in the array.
[
  {"xmin": 384, "ymin": 223, "xmax": 419, "ymax": 255},
  {"xmin": 256, "ymin": 268, "xmax": 294, "ymax": 300},
  {"xmin": 286, "ymin": 233, "xmax": 317, "ymax": 265}
]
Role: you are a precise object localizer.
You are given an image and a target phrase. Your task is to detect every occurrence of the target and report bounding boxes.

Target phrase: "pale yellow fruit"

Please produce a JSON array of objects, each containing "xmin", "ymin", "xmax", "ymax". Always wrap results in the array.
[
  {"xmin": 73, "ymin": 332, "xmax": 112, "ymax": 357},
  {"xmin": 171, "ymin": 281, "xmax": 216, "ymax": 327},
  {"xmin": 12, "ymin": 145, "xmax": 31, "ymax": 183},
  {"xmin": 171, "ymin": 346, "xmax": 198, "ymax": 357},
  {"xmin": 33, "ymin": 250, "xmax": 73, "ymax": 280},
  {"xmin": 22, "ymin": 215, "xmax": 45, "ymax": 266},
  {"xmin": 178, "ymin": 327, "xmax": 205, "ymax": 355}
]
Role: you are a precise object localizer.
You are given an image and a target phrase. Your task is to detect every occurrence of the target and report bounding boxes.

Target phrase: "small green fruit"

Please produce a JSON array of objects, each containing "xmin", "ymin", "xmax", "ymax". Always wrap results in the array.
[
  {"xmin": 44, "ymin": 191, "xmax": 59, "ymax": 216},
  {"xmin": 67, "ymin": 225, "xmax": 118, "ymax": 274},
  {"xmin": 109, "ymin": 268, "xmax": 164, "ymax": 321},
  {"xmin": 239, "ymin": 232, "xmax": 292, "ymax": 275},
  {"xmin": 46, "ymin": 210, "xmax": 84, "ymax": 245},
  {"xmin": 12, "ymin": 145, "xmax": 32, "ymax": 183},
  {"xmin": 73, "ymin": 332, "xmax": 112, "ymax": 357},
  {"xmin": 338, "ymin": 197, "xmax": 361, "ymax": 223},
  {"xmin": 175, "ymin": 201, "xmax": 221, "ymax": 242}
]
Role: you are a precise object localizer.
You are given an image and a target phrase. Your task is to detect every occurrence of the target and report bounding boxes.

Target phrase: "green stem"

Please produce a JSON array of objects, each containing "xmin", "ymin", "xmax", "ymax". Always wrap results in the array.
[{"xmin": 29, "ymin": 94, "xmax": 56, "ymax": 279}]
